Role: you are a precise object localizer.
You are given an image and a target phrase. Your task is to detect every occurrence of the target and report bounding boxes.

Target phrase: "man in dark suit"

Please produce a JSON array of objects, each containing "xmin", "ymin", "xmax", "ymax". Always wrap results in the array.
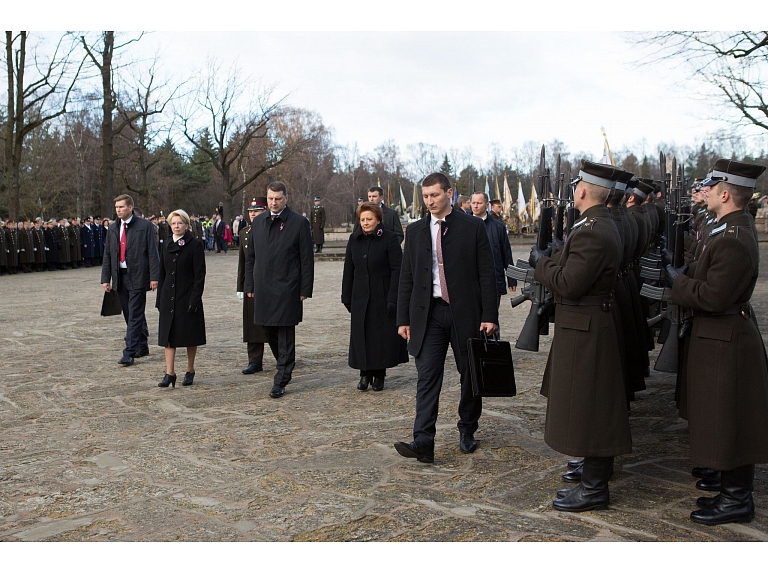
[
  {"xmin": 213, "ymin": 214, "xmax": 227, "ymax": 253},
  {"xmin": 245, "ymin": 181, "xmax": 314, "ymax": 398},
  {"xmin": 394, "ymin": 172, "xmax": 498, "ymax": 463},
  {"xmin": 353, "ymin": 186, "xmax": 404, "ymax": 244},
  {"xmin": 101, "ymin": 193, "xmax": 160, "ymax": 366},
  {"xmin": 470, "ymin": 192, "xmax": 517, "ymax": 310}
]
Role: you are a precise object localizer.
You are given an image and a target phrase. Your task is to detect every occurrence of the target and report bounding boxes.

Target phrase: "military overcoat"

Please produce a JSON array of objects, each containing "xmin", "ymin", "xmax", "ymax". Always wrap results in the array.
[
  {"xmin": 310, "ymin": 205, "xmax": 326, "ymax": 245},
  {"xmin": 670, "ymin": 209, "xmax": 768, "ymax": 469},
  {"xmin": 534, "ymin": 204, "xmax": 632, "ymax": 457},
  {"xmin": 236, "ymin": 224, "xmax": 267, "ymax": 343}
]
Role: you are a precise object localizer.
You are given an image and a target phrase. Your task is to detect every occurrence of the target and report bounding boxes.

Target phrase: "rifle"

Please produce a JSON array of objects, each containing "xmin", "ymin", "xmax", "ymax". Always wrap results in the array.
[
  {"xmin": 640, "ymin": 155, "xmax": 685, "ymax": 372},
  {"xmin": 505, "ymin": 145, "xmax": 553, "ymax": 352},
  {"xmin": 553, "ymin": 155, "xmax": 565, "ymax": 245},
  {"xmin": 564, "ymin": 168, "xmax": 576, "ymax": 238}
]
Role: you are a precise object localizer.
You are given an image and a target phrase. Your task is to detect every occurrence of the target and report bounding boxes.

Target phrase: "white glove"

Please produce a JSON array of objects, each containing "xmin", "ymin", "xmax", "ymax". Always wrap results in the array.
[{"xmin": 237, "ymin": 292, "xmax": 244, "ymax": 300}]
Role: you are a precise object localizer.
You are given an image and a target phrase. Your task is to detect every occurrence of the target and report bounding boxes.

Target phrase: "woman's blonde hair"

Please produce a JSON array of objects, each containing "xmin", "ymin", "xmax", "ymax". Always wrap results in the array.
[{"xmin": 167, "ymin": 209, "xmax": 191, "ymax": 227}]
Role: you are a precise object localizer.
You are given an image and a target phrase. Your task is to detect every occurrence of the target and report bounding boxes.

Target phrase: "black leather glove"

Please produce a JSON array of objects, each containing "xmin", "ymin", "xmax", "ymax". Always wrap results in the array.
[
  {"xmin": 662, "ymin": 248, "xmax": 674, "ymax": 267},
  {"xmin": 529, "ymin": 245, "xmax": 551, "ymax": 269},
  {"xmin": 548, "ymin": 237, "xmax": 563, "ymax": 250},
  {"xmin": 666, "ymin": 263, "xmax": 688, "ymax": 284},
  {"xmin": 387, "ymin": 302, "xmax": 397, "ymax": 317},
  {"xmin": 188, "ymin": 304, "xmax": 199, "ymax": 314}
]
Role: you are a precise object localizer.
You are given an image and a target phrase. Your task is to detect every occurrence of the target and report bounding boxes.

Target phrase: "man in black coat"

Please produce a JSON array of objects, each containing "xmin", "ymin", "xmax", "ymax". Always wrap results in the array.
[
  {"xmin": 353, "ymin": 186, "xmax": 405, "ymax": 244},
  {"xmin": 212, "ymin": 214, "xmax": 227, "ymax": 253},
  {"xmin": 394, "ymin": 172, "xmax": 498, "ymax": 463},
  {"xmin": 81, "ymin": 217, "xmax": 96, "ymax": 267},
  {"xmin": 43, "ymin": 220, "xmax": 59, "ymax": 271},
  {"xmin": 245, "ymin": 181, "xmax": 314, "ymax": 398},
  {"xmin": 101, "ymin": 193, "xmax": 160, "ymax": 366},
  {"xmin": 470, "ymin": 192, "xmax": 516, "ymax": 310}
]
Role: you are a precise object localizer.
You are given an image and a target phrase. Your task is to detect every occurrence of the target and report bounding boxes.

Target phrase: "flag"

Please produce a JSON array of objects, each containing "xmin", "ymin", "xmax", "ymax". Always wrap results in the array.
[
  {"xmin": 601, "ymin": 126, "xmax": 615, "ymax": 166},
  {"xmin": 517, "ymin": 181, "xmax": 527, "ymax": 220},
  {"xmin": 484, "ymin": 177, "xmax": 490, "ymax": 200},
  {"xmin": 452, "ymin": 183, "xmax": 458, "ymax": 206},
  {"xmin": 503, "ymin": 174, "xmax": 513, "ymax": 219},
  {"xmin": 412, "ymin": 181, "xmax": 420, "ymax": 219},
  {"xmin": 530, "ymin": 182, "xmax": 540, "ymax": 221},
  {"xmin": 387, "ymin": 182, "xmax": 392, "ymax": 208},
  {"xmin": 399, "ymin": 184, "xmax": 407, "ymax": 216},
  {"xmin": 494, "ymin": 177, "xmax": 500, "ymax": 202}
]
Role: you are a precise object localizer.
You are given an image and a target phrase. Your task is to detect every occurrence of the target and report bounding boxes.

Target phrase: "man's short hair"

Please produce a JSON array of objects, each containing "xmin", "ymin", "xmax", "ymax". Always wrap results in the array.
[
  {"xmin": 457, "ymin": 194, "xmax": 470, "ymax": 206},
  {"xmin": 422, "ymin": 173, "xmax": 451, "ymax": 192},
  {"xmin": 357, "ymin": 202, "xmax": 384, "ymax": 223},
  {"xmin": 719, "ymin": 182, "xmax": 752, "ymax": 209},
  {"xmin": 113, "ymin": 193, "xmax": 134, "ymax": 207},
  {"xmin": 267, "ymin": 181, "xmax": 288, "ymax": 195},
  {"xmin": 470, "ymin": 192, "xmax": 488, "ymax": 204},
  {"xmin": 133, "ymin": 207, "xmax": 144, "ymax": 218},
  {"xmin": 368, "ymin": 186, "xmax": 384, "ymax": 196}
]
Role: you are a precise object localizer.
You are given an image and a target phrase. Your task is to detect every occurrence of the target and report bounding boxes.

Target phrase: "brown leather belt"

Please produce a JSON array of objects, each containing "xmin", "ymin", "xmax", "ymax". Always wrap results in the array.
[{"xmin": 693, "ymin": 303, "xmax": 751, "ymax": 318}]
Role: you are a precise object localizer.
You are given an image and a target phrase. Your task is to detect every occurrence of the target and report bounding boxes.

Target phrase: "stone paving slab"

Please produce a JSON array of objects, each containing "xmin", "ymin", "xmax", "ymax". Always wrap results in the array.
[{"xmin": 1, "ymin": 247, "xmax": 768, "ymax": 541}]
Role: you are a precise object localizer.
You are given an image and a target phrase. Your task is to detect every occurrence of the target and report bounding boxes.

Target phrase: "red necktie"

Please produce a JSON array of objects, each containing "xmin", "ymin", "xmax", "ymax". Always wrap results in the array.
[
  {"xmin": 120, "ymin": 222, "xmax": 127, "ymax": 263},
  {"xmin": 437, "ymin": 220, "xmax": 449, "ymax": 303}
]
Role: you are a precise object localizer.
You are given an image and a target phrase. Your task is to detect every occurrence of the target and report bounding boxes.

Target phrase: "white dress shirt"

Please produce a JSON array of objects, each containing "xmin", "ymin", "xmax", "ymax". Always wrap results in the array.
[
  {"xmin": 119, "ymin": 215, "xmax": 133, "ymax": 269},
  {"xmin": 430, "ymin": 213, "xmax": 446, "ymax": 299}
]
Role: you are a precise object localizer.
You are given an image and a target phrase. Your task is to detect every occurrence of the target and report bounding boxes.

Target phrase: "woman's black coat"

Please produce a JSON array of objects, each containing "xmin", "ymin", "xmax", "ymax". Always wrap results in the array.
[
  {"xmin": 156, "ymin": 231, "xmax": 207, "ymax": 348},
  {"xmin": 342, "ymin": 224, "xmax": 408, "ymax": 370}
]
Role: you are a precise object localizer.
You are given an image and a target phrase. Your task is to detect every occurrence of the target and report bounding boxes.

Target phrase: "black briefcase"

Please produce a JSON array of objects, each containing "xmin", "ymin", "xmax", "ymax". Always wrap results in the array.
[
  {"xmin": 467, "ymin": 332, "xmax": 516, "ymax": 397},
  {"xmin": 100, "ymin": 290, "xmax": 123, "ymax": 317}
]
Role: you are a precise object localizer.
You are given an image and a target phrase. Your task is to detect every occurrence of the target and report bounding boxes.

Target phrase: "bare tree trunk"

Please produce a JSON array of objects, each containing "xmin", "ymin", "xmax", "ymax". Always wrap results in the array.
[{"xmin": 99, "ymin": 32, "xmax": 115, "ymax": 216}]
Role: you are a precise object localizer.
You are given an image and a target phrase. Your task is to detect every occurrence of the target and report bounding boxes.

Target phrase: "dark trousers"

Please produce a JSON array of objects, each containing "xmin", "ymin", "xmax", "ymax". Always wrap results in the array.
[
  {"xmin": 117, "ymin": 269, "xmax": 149, "ymax": 356},
  {"xmin": 247, "ymin": 341, "xmax": 265, "ymax": 365},
  {"xmin": 360, "ymin": 369, "xmax": 386, "ymax": 377},
  {"xmin": 264, "ymin": 325, "xmax": 296, "ymax": 386},
  {"xmin": 413, "ymin": 299, "xmax": 481, "ymax": 447},
  {"xmin": 215, "ymin": 236, "xmax": 228, "ymax": 253}
]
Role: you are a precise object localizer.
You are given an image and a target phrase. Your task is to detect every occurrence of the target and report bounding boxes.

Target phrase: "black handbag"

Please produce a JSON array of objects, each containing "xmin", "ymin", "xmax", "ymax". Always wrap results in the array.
[
  {"xmin": 467, "ymin": 332, "xmax": 516, "ymax": 397},
  {"xmin": 100, "ymin": 290, "xmax": 123, "ymax": 317}
]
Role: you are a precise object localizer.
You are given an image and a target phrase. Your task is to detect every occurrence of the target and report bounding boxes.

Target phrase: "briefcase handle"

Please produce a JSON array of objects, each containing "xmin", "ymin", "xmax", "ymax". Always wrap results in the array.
[{"xmin": 481, "ymin": 330, "xmax": 501, "ymax": 353}]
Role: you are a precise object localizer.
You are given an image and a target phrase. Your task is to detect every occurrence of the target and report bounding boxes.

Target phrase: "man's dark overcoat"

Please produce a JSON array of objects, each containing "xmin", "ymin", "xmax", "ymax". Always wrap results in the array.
[
  {"xmin": 342, "ymin": 224, "xmax": 409, "ymax": 371},
  {"xmin": 156, "ymin": 231, "xmax": 206, "ymax": 348},
  {"xmin": 237, "ymin": 224, "xmax": 268, "ymax": 343},
  {"xmin": 534, "ymin": 204, "xmax": 632, "ymax": 458},
  {"xmin": 81, "ymin": 224, "xmax": 96, "ymax": 259},
  {"xmin": 671, "ymin": 209, "xmax": 768, "ymax": 469},
  {"xmin": 101, "ymin": 216, "xmax": 160, "ymax": 291},
  {"xmin": 17, "ymin": 226, "xmax": 32, "ymax": 264},
  {"xmin": 244, "ymin": 206, "xmax": 314, "ymax": 326},
  {"xmin": 396, "ymin": 208, "xmax": 498, "ymax": 358},
  {"xmin": 5, "ymin": 227, "xmax": 19, "ymax": 267},
  {"xmin": 32, "ymin": 226, "xmax": 45, "ymax": 264},
  {"xmin": 56, "ymin": 226, "xmax": 71, "ymax": 264}
]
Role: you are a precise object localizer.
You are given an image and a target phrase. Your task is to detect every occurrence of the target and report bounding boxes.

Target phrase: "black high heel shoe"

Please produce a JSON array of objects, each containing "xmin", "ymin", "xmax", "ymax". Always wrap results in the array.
[
  {"xmin": 182, "ymin": 371, "xmax": 195, "ymax": 386},
  {"xmin": 158, "ymin": 373, "xmax": 177, "ymax": 388},
  {"xmin": 357, "ymin": 375, "xmax": 372, "ymax": 391}
]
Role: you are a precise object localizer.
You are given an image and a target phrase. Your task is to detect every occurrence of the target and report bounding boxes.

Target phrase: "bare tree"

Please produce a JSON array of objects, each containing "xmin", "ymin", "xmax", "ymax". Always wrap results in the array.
[
  {"xmin": 80, "ymin": 31, "xmax": 145, "ymax": 217},
  {"xmin": 178, "ymin": 58, "xmax": 316, "ymax": 205},
  {"xmin": 405, "ymin": 142, "xmax": 443, "ymax": 181},
  {"xmin": 633, "ymin": 32, "xmax": 768, "ymax": 133},
  {"xmin": 3, "ymin": 31, "xmax": 85, "ymax": 220}
]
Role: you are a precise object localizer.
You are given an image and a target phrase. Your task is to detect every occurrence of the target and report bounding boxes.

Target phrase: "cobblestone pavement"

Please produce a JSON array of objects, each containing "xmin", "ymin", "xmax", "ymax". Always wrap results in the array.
[{"xmin": 2, "ymin": 246, "xmax": 768, "ymax": 542}]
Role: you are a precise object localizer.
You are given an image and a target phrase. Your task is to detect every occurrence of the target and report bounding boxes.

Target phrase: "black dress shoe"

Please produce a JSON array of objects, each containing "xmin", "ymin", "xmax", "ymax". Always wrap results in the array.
[
  {"xmin": 562, "ymin": 465, "xmax": 583, "ymax": 483},
  {"xmin": 459, "ymin": 433, "xmax": 477, "ymax": 454},
  {"xmin": 553, "ymin": 484, "xmax": 609, "ymax": 512},
  {"xmin": 357, "ymin": 376, "xmax": 371, "ymax": 391},
  {"xmin": 567, "ymin": 459, "xmax": 584, "ymax": 470},
  {"xmin": 557, "ymin": 486, "xmax": 579, "ymax": 499},
  {"xmin": 242, "ymin": 363, "xmax": 263, "ymax": 375},
  {"xmin": 118, "ymin": 355, "xmax": 134, "ymax": 366},
  {"xmin": 690, "ymin": 496, "xmax": 754, "ymax": 525},
  {"xmin": 132, "ymin": 348, "xmax": 149, "ymax": 358},
  {"xmin": 696, "ymin": 476, "xmax": 721, "ymax": 492},
  {"xmin": 692, "ymin": 466, "xmax": 718, "ymax": 479},
  {"xmin": 182, "ymin": 371, "xmax": 195, "ymax": 386},
  {"xmin": 394, "ymin": 440, "xmax": 434, "ymax": 463},
  {"xmin": 269, "ymin": 384, "xmax": 285, "ymax": 398},
  {"xmin": 158, "ymin": 373, "xmax": 176, "ymax": 388},
  {"xmin": 371, "ymin": 376, "xmax": 384, "ymax": 392}
]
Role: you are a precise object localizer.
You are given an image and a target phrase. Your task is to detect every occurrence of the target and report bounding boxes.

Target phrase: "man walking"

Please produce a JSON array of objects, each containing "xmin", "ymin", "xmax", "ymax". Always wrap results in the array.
[
  {"xmin": 394, "ymin": 172, "xmax": 498, "ymax": 463},
  {"xmin": 101, "ymin": 194, "xmax": 160, "ymax": 366},
  {"xmin": 245, "ymin": 182, "xmax": 314, "ymax": 398}
]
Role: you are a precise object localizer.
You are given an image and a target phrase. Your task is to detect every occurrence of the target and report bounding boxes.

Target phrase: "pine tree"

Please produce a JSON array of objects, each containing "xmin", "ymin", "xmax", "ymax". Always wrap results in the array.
[{"xmin": 440, "ymin": 154, "xmax": 453, "ymax": 178}]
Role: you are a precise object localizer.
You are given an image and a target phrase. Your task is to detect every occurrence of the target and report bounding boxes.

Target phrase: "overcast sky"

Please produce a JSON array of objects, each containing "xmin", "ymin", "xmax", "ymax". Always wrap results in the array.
[{"xmin": 11, "ymin": 3, "xmax": 767, "ymax": 167}]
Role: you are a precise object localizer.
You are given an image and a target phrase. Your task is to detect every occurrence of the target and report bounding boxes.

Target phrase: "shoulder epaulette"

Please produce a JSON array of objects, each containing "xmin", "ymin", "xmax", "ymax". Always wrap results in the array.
[
  {"xmin": 572, "ymin": 216, "xmax": 588, "ymax": 230},
  {"xmin": 709, "ymin": 223, "xmax": 727, "ymax": 236}
]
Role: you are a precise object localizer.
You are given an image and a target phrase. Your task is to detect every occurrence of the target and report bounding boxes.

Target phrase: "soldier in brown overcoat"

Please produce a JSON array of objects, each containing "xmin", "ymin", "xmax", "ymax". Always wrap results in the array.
[
  {"xmin": 529, "ymin": 161, "xmax": 631, "ymax": 512},
  {"xmin": 237, "ymin": 198, "xmax": 269, "ymax": 375},
  {"xmin": 668, "ymin": 159, "xmax": 768, "ymax": 526}
]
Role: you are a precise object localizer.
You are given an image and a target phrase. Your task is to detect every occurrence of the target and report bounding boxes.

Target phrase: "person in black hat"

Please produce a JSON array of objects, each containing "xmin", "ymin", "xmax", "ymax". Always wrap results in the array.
[
  {"xmin": 488, "ymin": 198, "xmax": 503, "ymax": 221},
  {"xmin": 238, "ymin": 197, "xmax": 270, "ymax": 375},
  {"xmin": 310, "ymin": 197, "xmax": 326, "ymax": 253},
  {"xmin": 667, "ymin": 159, "xmax": 768, "ymax": 526},
  {"xmin": 528, "ymin": 160, "xmax": 631, "ymax": 512}
]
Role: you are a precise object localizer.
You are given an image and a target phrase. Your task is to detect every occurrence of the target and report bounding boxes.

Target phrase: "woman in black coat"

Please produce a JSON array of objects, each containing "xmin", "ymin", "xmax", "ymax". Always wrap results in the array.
[
  {"xmin": 341, "ymin": 202, "xmax": 408, "ymax": 391},
  {"xmin": 156, "ymin": 209, "xmax": 206, "ymax": 388}
]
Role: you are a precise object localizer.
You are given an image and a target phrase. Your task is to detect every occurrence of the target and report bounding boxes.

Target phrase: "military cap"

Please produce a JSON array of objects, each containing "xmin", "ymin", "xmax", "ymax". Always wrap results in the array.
[
  {"xmin": 489, "ymin": 198, "xmax": 502, "ymax": 206},
  {"xmin": 247, "ymin": 197, "xmax": 267, "ymax": 211},
  {"xmin": 613, "ymin": 169, "xmax": 634, "ymax": 192},
  {"xmin": 700, "ymin": 159, "xmax": 766, "ymax": 189},
  {"xmin": 313, "ymin": 196, "xmax": 321, "ymax": 201},
  {"xmin": 357, "ymin": 197, "xmax": 364, "ymax": 202},
  {"xmin": 632, "ymin": 180, "xmax": 654, "ymax": 200},
  {"xmin": 575, "ymin": 161, "xmax": 626, "ymax": 190}
]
